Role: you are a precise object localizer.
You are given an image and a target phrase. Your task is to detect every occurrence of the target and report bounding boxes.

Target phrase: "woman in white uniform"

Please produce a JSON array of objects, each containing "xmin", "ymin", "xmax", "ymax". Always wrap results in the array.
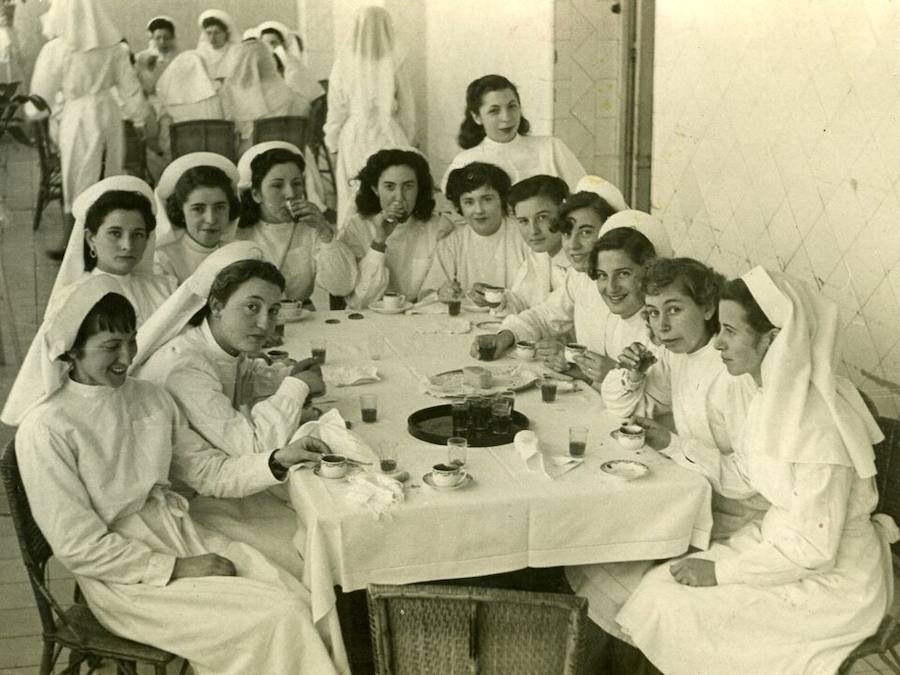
[
  {"xmin": 340, "ymin": 148, "xmax": 451, "ymax": 309},
  {"xmin": 195, "ymin": 9, "xmax": 240, "ymax": 84},
  {"xmin": 27, "ymin": 0, "xmax": 148, "ymax": 258},
  {"xmin": 441, "ymin": 74, "xmax": 585, "ymax": 192},
  {"xmin": 48, "ymin": 176, "xmax": 176, "ymax": 326},
  {"xmin": 7, "ymin": 274, "xmax": 345, "ymax": 674},
  {"xmin": 153, "ymin": 152, "xmax": 240, "ymax": 284},
  {"xmin": 257, "ymin": 20, "xmax": 325, "ymax": 104},
  {"xmin": 613, "ymin": 268, "xmax": 897, "ymax": 675},
  {"xmin": 235, "ymin": 141, "xmax": 356, "ymax": 303},
  {"xmin": 324, "ymin": 5, "xmax": 416, "ymax": 229}
]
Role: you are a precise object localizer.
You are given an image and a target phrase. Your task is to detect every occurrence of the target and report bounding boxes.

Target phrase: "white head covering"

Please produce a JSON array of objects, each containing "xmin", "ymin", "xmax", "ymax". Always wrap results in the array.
[
  {"xmin": 329, "ymin": 5, "xmax": 405, "ymax": 137},
  {"xmin": 154, "ymin": 152, "xmax": 239, "ymax": 246},
  {"xmin": 576, "ymin": 175, "xmax": 629, "ymax": 213},
  {"xmin": 257, "ymin": 20, "xmax": 303, "ymax": 59},
  {"xmin": 1, "ymin": 274, "xmax": 126, "ymax": 425},
  {"xmin": 600, "ymin": 209, "xmax": 674, "ymax": 258},
  {"xmin": 237, "ymin": 140, "xmax": 304, "ymax": 190},
  {"xmin": 132, "ymin": 241, "xmax": 265, "ymax": 369},
  {"xmin": 156, "ymin": 50, "xmax": 218, "ymax": 107},
  {"xmin": 242, "ymin": 28, "xmax": 261, "ymax": 42},
  {"xmin": 147, "ymin": 15, "xmax": 176, "ymax": 33},
  {"xmin": 196, "ymin": 9, "xmax": 237, "ymax": 74},
  {"xmin": 49, "ymin": 177, "xmax": 158, "ymax": 314},
  {"xmin": 197, "ymin": 9, "xmax": 236, "ymax": 44},
  {"xmin": 741, "ymin": 267, "xmax": 881, "ymax": 479},
  {"xmin": 220, "ymin": 41, "xmax": 294, "ymax": 124},
  {"xmin": 41, "ymin": 0, "xmax": 122, "ymax": 51}
]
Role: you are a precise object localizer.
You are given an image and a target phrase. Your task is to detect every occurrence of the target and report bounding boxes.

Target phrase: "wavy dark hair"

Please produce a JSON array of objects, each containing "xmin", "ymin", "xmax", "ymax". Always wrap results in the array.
[
  {"xmin": 238, "ymin": 148, "xmax": 305, "ymax": 228},
  {"xmin": 457, "ymin": 74, "xmax": 531, "ymax": 149},
  {"xmin": 83, "ymin": 190, "xmax": 155, "ymax": 271},
  {"xmin": 201, "ymin": 16, "xmax": 229, "ymax": 36},
  {"xmin": 444, "ymin": 162, "xmax": 512, "ymax": 214},
  {"xmin": 719, "ymin": 278, "xmax": 777, "ymax": 336},
  {"xmin": 189, "ymin": 259, "xmax": 286, "ymax": 326},
  {"xmin": 587, "ymin": 227, "xmax": 656, "ymax": 279},
  {"xmin": 165, "ymin": 166, "xmax": 240, "ymax": 230},
  {"xmin": 556, "ymin": 191, "xmax": 617, "ymax": 236},
  {"xmin": 642, "ymin": 257, "xmax": 726, "ymax": 333},
  {"xmin": 69, "ymin": 293, "xmax": 137, "ymax": 356},
  {"xmin": 148, "ymin": 18, "xmax": 175, "ymax": 35},
  {"xmin": 354, "ymin": 149, "xmax": 435, "ymax": 221}
]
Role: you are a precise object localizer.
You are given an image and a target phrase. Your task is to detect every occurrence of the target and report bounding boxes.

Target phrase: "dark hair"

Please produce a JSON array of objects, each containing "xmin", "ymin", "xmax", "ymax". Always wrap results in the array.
[
  {"xmin": 70, "ymin": 293, "xmax": 137, "ymax": 355},
  {"xmin": 238, "ymin": 148, "xmax": 305, "ymax": 227},
  {"xmin": 507, "ymin": 175, "xmax": 569, "ymax": 212},
  {"xmin": 148, "ymin": 18, "xmax": 175, "ymax": 35},
  {"xmin": 445, "ymin": 162, "xmax": 511, "ymax": 214},
  {"xmin": 272, "ymin": 51, "xmax": 285, "ymax": 75},
  {"xmin": 354, "ymin": 149, "xmax": 436, "ymax": 221},
  {"xmin": 201, "ymin": 17, "xmax": 228, "ymax": 35},
  {"xmin": 83, "ymin": 190, "xmax": 155, "ymax": 270},
  {"xmin": 642, "ymin": 257, "xmax": 725, "ymax": 333},
  {"xmin": 189, "ymin": 259, "xmax": 286, "ymax": 326},
  {"xmin": 719, "ymin": 278, "xmax": 777, "ymax": 335},
  {"xmin": 165, "ymin": 166, "xmax": 239, "ymax": 230},
  {"xmin": 588, "ymin": 227, "xmax": 656, "ymax": 279},
  {"xmin": 457, "ymin": 74, "xmax": 531, "ymax": 149},
  {"xmin": 259, "ymin": 27, "xmax": 285, "ymax": 43},
  {"xmin": 556, "ymin": 191, "xmax": 617, "ymax": 236}
]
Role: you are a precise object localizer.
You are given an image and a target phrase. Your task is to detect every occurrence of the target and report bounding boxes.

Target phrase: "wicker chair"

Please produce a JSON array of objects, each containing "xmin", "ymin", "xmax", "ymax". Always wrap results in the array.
[
  {"xmin": 367, "ymin": 583, "xmax": 587, "ymax": 674},
  {"xmin": 306, "ymin": 91, "xmax": 336, "ymax": 198},
  {"xmin": 170, "ymin": 119, "xmax": 236, "ymax": 162},
  {"xmin": 0, "ymin": 441, "xmax": 185, "ymax": 675},
  {"xmin": 839, "ymin": 415, "xmax": 900, "ymax": 674},
  {"xmin": 252, "ymin": 115, "xmax": 308, "ymax": 148},
  {"xmin": 26, "ymin": 95, "xmax": 64, "ymax": 231}
]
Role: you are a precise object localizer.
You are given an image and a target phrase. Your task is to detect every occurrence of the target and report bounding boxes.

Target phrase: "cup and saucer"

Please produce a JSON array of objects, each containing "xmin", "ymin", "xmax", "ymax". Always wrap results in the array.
[
  {"xmin": 609, "ymin": 424, "xmax": 646, "ymax": 451},
  {"xmin": 314, "ymin": 454, "xmax": 351, "ymax": 481},
  {"xmin": 422, "ymin": 463, "xmax": 474, "ymax": 491},
  {"xmin": 370, "ymin": 292, "xmax": 413, "ymax": 314}
]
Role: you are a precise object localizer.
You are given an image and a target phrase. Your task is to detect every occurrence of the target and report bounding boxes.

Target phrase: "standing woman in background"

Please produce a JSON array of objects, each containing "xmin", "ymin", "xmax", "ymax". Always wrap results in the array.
[
  {"xmin": 442, "ymin": 74, "xmax": 585, "ymax": 193},
  {"xmin": 257, "ymin": 20, "xmax": 325, "ymax": 104},
  {"xmin": 324, "ymin": 5, "xmax": 416, "ymax": 229},
  {"xmin": 196, "ymin": 9, "xmax": 240, "ymax": 84},
  {"xmin": 26, "ymin": 0, "xmax": 148, "ymax": 259},
  {"xmin": 135, "ymin": 16, "xmax": 178, "ymax": 99}
]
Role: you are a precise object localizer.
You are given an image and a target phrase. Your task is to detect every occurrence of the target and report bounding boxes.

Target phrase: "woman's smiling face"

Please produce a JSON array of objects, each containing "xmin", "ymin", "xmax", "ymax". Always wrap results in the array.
[
  {"xmin": 472, "ymin": 88, "xmax": 521, "ymax": 144},
  {"xmin": 594, "ymin": 249, "xmax": 645, "ymax": 318}
]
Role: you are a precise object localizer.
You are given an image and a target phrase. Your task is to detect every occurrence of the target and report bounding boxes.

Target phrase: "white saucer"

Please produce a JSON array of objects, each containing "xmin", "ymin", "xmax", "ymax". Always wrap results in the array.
[
  {"xmin": 422, "ymin": 471, "xmax": 473, "ymax": 490},
  {"xmin": 313, "ymin": 465, "xmax": 348, "ymax": 480},
  {"xmin": 461, "ymin": 301, "xmax": 491, "ymax": 314},
  {"xmin": 601, "ymin": 460, "xmax": 649, "ymax": 480},
  {"xmin": 281, "ymin": 308, "xmax": 308, "ymax": 323},
  {"xmin": 369, "ymin": 300, "xmax": 414, "ymax": 314}
]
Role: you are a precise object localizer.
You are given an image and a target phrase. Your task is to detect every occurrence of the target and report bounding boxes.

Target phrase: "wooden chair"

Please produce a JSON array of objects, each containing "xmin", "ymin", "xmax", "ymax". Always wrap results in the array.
[
  {"xmin": 0, "ymin": 441, "xmax": 185, "ymax": 675},
  {"xmin": 26, "ymin": 95, "xmax": 64, "ymax": 232},
  {"xmin": 367, "ymin": 583, "xmax": 587, "ymax": 674},
  {"xmin": 170, "ymin": 119, "xmax": 236, "ymax": 162},
  {"xmin": 306, "ymin": 91, "xmax": 337, "ymax": 198},
  {"xmin": 252, "ymin": 115, "xmax": 308, "ymax": 149},
  {"xmin": 839, "ymin": 416, "xmax": 900, "ymax": 674}
]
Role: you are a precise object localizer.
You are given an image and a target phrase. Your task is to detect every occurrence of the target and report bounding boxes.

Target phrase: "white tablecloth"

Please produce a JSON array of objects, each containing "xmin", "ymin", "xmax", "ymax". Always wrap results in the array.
[{"xmin": 281, "ymin": 309, "xmax": 713, "ymax": 625}]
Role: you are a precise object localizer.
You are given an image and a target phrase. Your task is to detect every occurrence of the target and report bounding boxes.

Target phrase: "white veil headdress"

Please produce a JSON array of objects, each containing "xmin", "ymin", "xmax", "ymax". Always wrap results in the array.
[
  {"xmin": 156, "ymin": 50, "xmax": 218, "ymax": 107},
  {"xmin": 600, "ymin": 209, "xmax": 674, "ymax": 258},
  {"xmin": 576, "ymin": 175, "xmax": 629, "ymax": 213},
  {"xmin": 41, "ymin": 0, "xmax": 121, "ymax": 51}
]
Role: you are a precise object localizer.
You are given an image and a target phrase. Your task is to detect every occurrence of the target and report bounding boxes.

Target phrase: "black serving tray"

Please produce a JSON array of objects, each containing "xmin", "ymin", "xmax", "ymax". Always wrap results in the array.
[{"xmin": 407, "ymin": 404, "xmax": 529, "ymax": 447}]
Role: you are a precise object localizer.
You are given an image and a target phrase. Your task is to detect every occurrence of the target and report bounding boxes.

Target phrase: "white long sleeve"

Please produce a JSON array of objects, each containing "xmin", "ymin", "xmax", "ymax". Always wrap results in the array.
[
  {"xmin": 112, "ymin": 47, "xmax": 150, "ymax": 126},
  {"xmin": 345, "ymin": 247, "xmax": 390, "ymax": 309},
  {"xmin": 501, "ymin": 278, "xmax": 577, "ymax": 342},
  {"xmin": 314, "ymin": 236, "xmax": 360, "ymax": 297}
]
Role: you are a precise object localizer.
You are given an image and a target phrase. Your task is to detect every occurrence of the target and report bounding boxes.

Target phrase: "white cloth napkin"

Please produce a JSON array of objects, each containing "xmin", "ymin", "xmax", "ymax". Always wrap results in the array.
[
  {"xmin": 289, "ymin": 408, "xmax": 378, "ymax": 464},
  {"xmin": 514, "ymin": 430, "xmax": 583, "ymax": 480},
  {"xmin": 413, "ymin": 318, "xmax": 472, "ymax": 335},
  {"xmin": 405, "ymin": 292, "xmax": 448, "ymax": 315},
  {"xmin": 321, "ymin": 365, "xmax": 380, "ymax": 387},
  {"xmin": 346, "ymin": 471, "xmax": 405, "ymax": 519}
]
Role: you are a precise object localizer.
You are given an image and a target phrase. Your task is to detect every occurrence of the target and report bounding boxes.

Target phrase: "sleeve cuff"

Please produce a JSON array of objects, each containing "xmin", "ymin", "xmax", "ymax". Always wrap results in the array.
[
  {"xmin": 713, "ymin": 558, "xmax": 742, "ymax": 585},
  {"xmin": 277, "ymin": 376, "xmax": 310, "ymax": 402},
  {"xmin": 146, "ymin": 552, "xmax": 178, "ymax": 587}
]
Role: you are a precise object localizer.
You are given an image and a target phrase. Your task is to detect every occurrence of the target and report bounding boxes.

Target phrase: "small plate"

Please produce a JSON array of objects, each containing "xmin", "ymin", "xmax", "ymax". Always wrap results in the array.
[
  {"xmin": 281, "ymin": 308, "xmax": 309, "ymax": 323},
  {"xmin": 601, "ymin": 460, "xmax": 649, "ymax": 480},
  {"xmin": 369, "ymin": 300, "xmax": 414, "ymax": 315},
  {"xmin": 313, "ymin": 465, "xmax": 348, "ymax": 481},
  {"xmin": 475, "ymin": 319, "xmax": 503, "ymax": 329},
  {"xmin": 461, "ymin": 301, "xmax": 491, "ymax": 314},
  {"xmin": 422, "ymin": 471, "xmax": 474, "ymax": 491}
]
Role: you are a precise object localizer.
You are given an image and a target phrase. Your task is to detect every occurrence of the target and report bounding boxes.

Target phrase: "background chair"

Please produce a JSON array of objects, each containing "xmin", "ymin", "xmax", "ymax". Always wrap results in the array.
[
  {"xmin": 123, "ymin": 120, "xmax": 152, "ymax": 186},
  {"xmin": 1, "ymin": 441, "xmax": 185, "ymax": 675},
  {"xmin": 306, "ymin": 90, "xmax": 337, "ymax": 202},
  {"xmin": 839, "ymin": 415, "xmax": 900, "ymax": 674},
  {"xmin": 24, "ymin": 95, "xmax": 63, "ymax": 232},
  {"xmin": 170, "ymin": 119, "xmax": 236, "ymax": 162},
  {"xmin": 252, "ymin": 115, "xmax": 308, "ymax": 149},
  {"xmin": 367, "ymin": 583, "xmax": 587, "ymax": 674}
]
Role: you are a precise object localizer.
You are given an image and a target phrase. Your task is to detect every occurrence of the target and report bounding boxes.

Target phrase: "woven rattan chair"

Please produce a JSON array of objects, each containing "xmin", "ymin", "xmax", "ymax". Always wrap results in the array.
[
  {"xmin": 252, "ymin": 115, "xmax": 308, "ymax": 148},
  {"xmin": 170, "ymin": 119, "xmax": 236, "ymax": 162},
  {"xmin": 306, "ymin": 91, "xmax": 336, "ymax": 197},
  {"xmin": 0, "ymin": 441, "xmax": 185, "ymax": 675},
  {"xmin": 26, "ymin": 95, "xmax": 64, "ymax": 231},
  {"xmin": 367, "ymin": 583, "xmax": 587, "ymax": 674},
  {"xmin": 839, "ymin": 415, "xmax": 900, "ymax": 674}
]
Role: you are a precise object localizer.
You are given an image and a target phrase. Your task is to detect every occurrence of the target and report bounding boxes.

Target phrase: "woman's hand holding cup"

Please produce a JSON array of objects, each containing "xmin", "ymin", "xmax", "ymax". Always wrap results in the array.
[
  {"xmin": 275, "ymin": 436, "xmax": 332, "ymax": 466},
  {"xmin": 631, "ymin": 415, "xmax": 671, "ymax": 451}
]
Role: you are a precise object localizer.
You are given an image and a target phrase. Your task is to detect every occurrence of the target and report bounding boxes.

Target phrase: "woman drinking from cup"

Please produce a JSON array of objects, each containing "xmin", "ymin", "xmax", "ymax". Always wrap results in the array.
[
  {"xmin": 2, "ymin": 274, "xmax": 345, "ymax": 674},
  {"xmin": 340, "ymin": 148, "xmax": 453, "ymax": 309},
  {"xmin": 48, "ymin": 176, "xmax": 176, "ymax": 326},
  {"xmin": 603, "ymin": 267, "xmax": 897, "ymax": 675},
  {"xmin": 441, "ymin": 74, "xmax": 585, "ymax": 191},
  {"xmin": 235, "ymin": 142, "xmax": 357, "ymax": 304},
  {"xmin": 153, "ymin": 152, "xmax": 241, "ymax": 284}
]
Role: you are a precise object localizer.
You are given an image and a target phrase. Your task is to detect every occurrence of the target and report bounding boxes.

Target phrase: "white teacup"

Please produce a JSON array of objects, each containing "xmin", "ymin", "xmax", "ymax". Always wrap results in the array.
[
  {"xmin": 319, "ymin": 454, "xmax": 348, "ymax": 478},
  {"xmin": 281, "ymin": 298, "xmax": 302, "ymax": 312},
  {"xmin": 382, "ymin": 292, "xmax": 406, "ymax": 310},
  {"xmin": 515, "ymin": 340, "xmax": 536, "ymax": 361},
  {"xmin": 565, "ymin": 343, "xmax": 587, "ymax": 363},
  {"xmin": 614, "ymin": 424, "xmax": 645, "ymax": 451},
  {"xmin": 484, "ymin": 287, "xmax": 505, "ymax": 306},
  {"xmin": 432, "ymin": 462, "xmax": 464, "ymax": 487}
]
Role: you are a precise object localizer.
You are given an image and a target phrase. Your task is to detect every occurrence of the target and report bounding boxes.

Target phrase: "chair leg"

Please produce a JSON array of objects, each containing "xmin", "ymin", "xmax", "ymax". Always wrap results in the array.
[{"xmin": 38, "ymin": 639, "xmax": 56, "ymax": 675}]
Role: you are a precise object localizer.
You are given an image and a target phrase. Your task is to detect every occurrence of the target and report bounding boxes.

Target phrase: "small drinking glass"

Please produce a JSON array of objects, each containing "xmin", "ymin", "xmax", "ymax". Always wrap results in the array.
[
  {"xmin": 476, "ymin": 334, "xmax": 494, "ymax": 361},
  {"xmin": 569, "ymin": 426, "xmax": 588, "ymax": 458},
  {"xmin": 447, "ymin": 437, "xmax": 468, "ymax": 467},
  {"xmin": 311, "ymin": 338, "xmax": 327, "ymax": 364},
  {"xmin": 450, "ymin": 398, "xmax": 469, "ymax": 437},
  {"xmin": 541, "ymin": 376, "xmax": 558, "ymax": 403},
  {"xmin": 360, "ymin": 393, "xmax": 378, "ymax": 423},
  {"xmin": 378, "ymin": 440, "xmax": 398, "ymax": 473},
  {"xmin": 447, "ymin": 299, "xmax": 462, "ymax": 316},
  {"xmin": 469, "ymin": 395, "xmax": 491, "ymax": 432}
]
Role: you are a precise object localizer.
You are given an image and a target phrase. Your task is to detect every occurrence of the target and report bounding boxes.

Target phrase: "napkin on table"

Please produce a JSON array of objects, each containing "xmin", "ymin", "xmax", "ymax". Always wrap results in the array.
[
  {"xmin": 289, "ymin": 408, "xmax": 378, "ymax": 465},
  {"xmin": 346, "ymin": 471, "xmax": 405, "ymax": 518},
  {"xmin": 514, "ymin": 430, "xmax": 582, "ymax": 480},
  {"xmin": 321, "ymin": 364, "xmax": 380, "ymax": 387},
  {"xmin": 404, "ymin": 292, "xmax": 447, "ymax": 315}
]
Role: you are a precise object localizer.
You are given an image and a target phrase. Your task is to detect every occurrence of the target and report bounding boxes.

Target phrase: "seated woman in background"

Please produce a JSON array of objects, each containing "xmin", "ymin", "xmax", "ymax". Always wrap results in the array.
[
  {"xmin": 7, "ymin": 274, "xmax": 345, "ymax": 673},
  {"xmin": 221, "ymin": 41, "xmax": 316, "ymax": 156},
  {"xmin": 340, "ymin": 148, "xmax": 452, "ymax": 309},
  {"xmin": 195, "ymin": 9, "xmax": 240, "ymax": 83},
  {"xmin": 419, "ymin": 162, "xmax": 526, "ymax": 303},
  {"xmin": 48, "ymin": 176, "xmax": 176, "ymax": 325},
  {"xmin": 612, "ymin": 267, "xmax": 896, "ymax": 675},
  {"xmin": 134, "ymin": 243, "xmax": 325, "ymax": 579},
  {"xmin": 503, "ymin": 175, "xmax": 571, "ymax": 313},
  {"xmin": 235, "ymin": 141, "xmax": 356, "ymax": 304},
  {"xmin": 257, "ymin": 20, "xmax": 325, "ymax": 103},
  {"xmin": 154, "ymin": 152, "xmax": 240, "ymax": 285},
  {"xmin": 441, "ymin": 74, "xmax": 585, "ymax": 192}
]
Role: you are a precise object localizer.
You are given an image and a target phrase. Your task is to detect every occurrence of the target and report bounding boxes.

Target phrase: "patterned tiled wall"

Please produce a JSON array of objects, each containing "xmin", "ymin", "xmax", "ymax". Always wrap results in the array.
[
  {"xmin": 553, "ymin": 0, "xmax": 624, "ymax": 187},
  {"xmin": 652, "ymin": 0, "xmax": 900, "ymax": 417}
]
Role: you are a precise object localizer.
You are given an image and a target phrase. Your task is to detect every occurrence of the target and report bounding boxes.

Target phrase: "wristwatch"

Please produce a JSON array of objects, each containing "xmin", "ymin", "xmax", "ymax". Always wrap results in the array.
[{"xmin": 268, "ymin": 450, "xmax": 290, "ymax": 481}]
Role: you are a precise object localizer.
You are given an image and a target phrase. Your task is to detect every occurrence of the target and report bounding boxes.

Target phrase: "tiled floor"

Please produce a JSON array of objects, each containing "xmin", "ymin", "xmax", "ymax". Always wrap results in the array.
[{"xmin": 0, "ymin": 136, "xmax": 898, "ymax": 673}]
